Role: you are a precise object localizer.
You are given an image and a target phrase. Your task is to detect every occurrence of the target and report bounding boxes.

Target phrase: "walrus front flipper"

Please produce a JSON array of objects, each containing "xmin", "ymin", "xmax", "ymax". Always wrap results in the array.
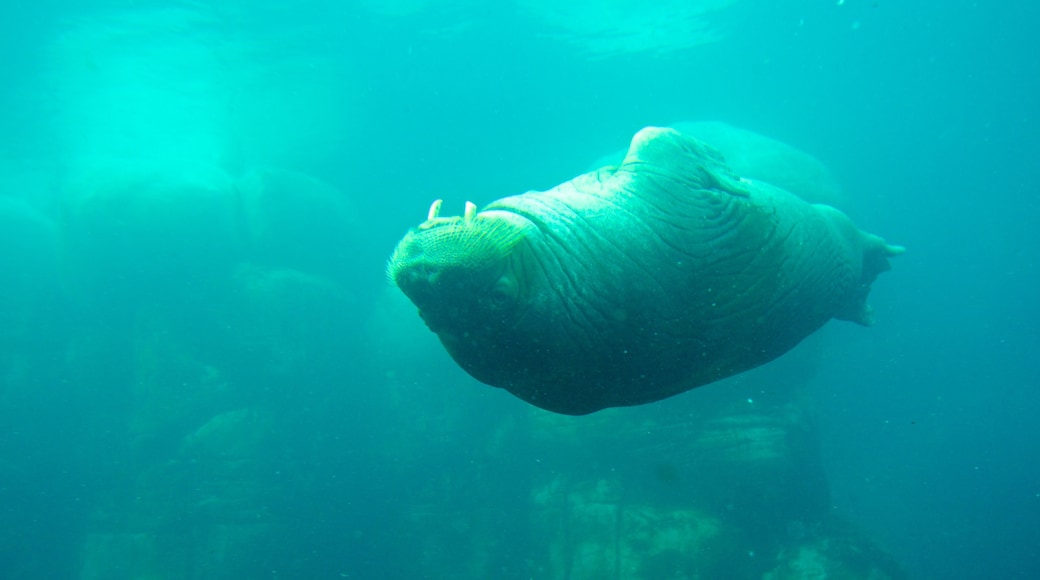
[{"xmin": 618, "ymin": 126, "xmax": 751, "ymax": 199}]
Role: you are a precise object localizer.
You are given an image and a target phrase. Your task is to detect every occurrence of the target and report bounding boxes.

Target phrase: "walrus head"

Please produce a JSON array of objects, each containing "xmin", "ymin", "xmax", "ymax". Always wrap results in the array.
[{"xmin": 387, "ymin": 200, "xmax": 541, "ymax": 382}]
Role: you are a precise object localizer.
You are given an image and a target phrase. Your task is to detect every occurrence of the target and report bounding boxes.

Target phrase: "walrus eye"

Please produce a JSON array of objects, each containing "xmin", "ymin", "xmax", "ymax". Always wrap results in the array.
[{"xmin": 486, "ymin": 273, "xmax": 519, "ymax": 309}]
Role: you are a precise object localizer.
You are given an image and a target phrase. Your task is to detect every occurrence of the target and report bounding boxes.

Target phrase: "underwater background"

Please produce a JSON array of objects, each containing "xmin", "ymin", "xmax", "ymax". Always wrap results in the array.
[{"xmin": 1, "ymin": 0, "xmax": 1037, "ymax": 578}]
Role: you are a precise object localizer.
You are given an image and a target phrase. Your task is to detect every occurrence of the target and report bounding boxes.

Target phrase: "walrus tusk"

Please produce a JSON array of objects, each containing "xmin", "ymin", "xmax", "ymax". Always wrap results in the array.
[
  {"xmin": 464, "ymin": 201, "xmax": 477, "ymax": 222},
  {"xmin": 427, "ymin": 199, "xmax": 444, "ymax": 221}
]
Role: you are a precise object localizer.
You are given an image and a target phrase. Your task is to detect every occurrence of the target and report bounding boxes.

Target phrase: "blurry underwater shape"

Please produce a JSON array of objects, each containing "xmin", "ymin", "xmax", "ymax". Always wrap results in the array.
[
  {"xmin": 668, "ymin": 121, "xmax": 847, "ymax": 208},
  {"xmin": 235, "ymin": 168, "xmax": 361, "ymax": 284},
  {"xmin": 526, "ymin": 391, "xmax": 831, "ymax": 528},
  {"xmin": 761, "ymin": 517, "xmax": 908, "ymax": 580},
  {"xmin": 531, "ymin": 476, "xmax": 740, "ymax": 578},
  {"xmin": 0, "ymin": 196, "xmax": 60, "ymax": 347},
  {"xmin": 59, "ymin": 157, "xmax": 242, "ymax": 308},
  {"xmin": 532, "ymin": 477, "xmax": 907, "ymax": 580},
  {"xmin": 517, "ymin": 0, "xmax": 742, "ymax": 60},
  {"xmin": 213, "ymin": 263, "xmax": 360, "ymax": 384},
  {"xmin": 39, "ymin": 2, "xmax": 350, "ymax": 172}
]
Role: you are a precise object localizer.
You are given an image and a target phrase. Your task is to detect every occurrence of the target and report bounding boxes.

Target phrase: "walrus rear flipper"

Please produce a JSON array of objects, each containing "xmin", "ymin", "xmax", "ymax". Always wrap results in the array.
[{"xmin": 838, "ymin": 235, "xmax": 905, "ymax": 326}]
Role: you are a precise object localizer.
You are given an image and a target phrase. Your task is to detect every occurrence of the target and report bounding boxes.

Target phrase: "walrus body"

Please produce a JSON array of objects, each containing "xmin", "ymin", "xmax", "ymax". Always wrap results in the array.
[{"xmin": 388, "ymin": 127, "xmax": 902, "ymax": 414}]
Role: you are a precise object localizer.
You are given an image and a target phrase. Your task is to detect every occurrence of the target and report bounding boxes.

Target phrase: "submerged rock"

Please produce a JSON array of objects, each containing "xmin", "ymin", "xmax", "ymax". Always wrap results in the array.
[{"xmin": 59, "ymin": 158, "xmax": 242, "ymax": 307}]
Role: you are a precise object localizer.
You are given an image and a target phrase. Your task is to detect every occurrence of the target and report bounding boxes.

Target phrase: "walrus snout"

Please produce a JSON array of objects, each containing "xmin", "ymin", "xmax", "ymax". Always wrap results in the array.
[
  {"xmin": 397, "ymin": 267, "xmax": 471, "ymax": 335},
  {"xmin": 395, "ymin": 267, "xmax": 439, "ymax": 308}
]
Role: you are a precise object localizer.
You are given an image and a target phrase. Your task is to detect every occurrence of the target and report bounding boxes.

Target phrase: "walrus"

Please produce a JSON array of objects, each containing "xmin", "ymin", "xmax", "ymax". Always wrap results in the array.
[{"xmin": 388, "ymin": 127, "xmax": 903, "ymax": 415}]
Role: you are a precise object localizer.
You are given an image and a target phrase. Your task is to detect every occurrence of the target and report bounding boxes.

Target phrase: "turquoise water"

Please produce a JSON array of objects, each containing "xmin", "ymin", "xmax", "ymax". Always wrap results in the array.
[{"xmin": 1, "ymin": 1, "xmax": 1037, "ymax": 578}]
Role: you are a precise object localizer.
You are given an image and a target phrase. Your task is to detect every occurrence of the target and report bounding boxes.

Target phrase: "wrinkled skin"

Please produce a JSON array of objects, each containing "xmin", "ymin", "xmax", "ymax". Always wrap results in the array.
[{"xmin": 390, "ymin": 127, "xmax": 903, "ymax": 415}]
